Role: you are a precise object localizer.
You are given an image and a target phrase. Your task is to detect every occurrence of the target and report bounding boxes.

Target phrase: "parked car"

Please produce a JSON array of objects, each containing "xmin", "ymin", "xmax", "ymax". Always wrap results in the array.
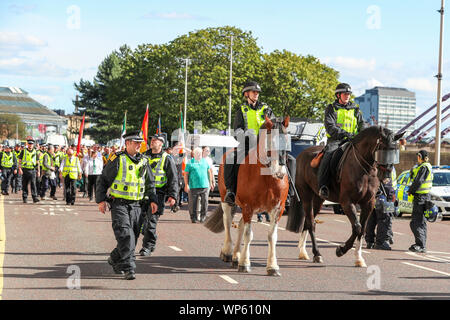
[{"xmin": 396, "ymin": 165, "xmax": 450, "ymax": 217}]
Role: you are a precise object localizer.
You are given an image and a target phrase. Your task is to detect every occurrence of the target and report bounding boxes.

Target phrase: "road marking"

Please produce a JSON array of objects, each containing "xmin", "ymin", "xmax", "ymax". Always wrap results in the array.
[
  {"xmin": 316, "ymin": 237, "xmax": 370, "ymax": 254},
  {"xmin": 220, "ymin": 275, "xmax": 238, "ymax": 284},
  {"xmin": 393, "ymin": 231, "xmax": 405, "ymax": 236},
  {"xmin": 427, "ymin": 250, "xmax": 450, "ymax": 255},
  {"xmin": 402, "ymin": 262, "xmax": 450, "ymax": 276},
  {"xmin": 405, "ymin": 252, "xmax": 449, "ymax": 264},
  {"xmin": 168, "ymin": 246, "xmax": 182, "ymax": 252},
  {"xmin": 0, "ymin": 195, "xmax": 5, "ymax": 300}
]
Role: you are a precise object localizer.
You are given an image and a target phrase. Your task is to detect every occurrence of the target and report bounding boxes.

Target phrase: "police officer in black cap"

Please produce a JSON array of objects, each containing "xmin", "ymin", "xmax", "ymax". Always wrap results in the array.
[
  {"xmin": 0, "ymin": 144, "xmax": 17, "ymax": 195},
  {"xmin": 96, "ymin": 131, "xmax": 158, "ymax": 280},
  {"xmin": 17, "ymin": 139, "xmax": 40, "ymax": 203},
  {"xmin": 139, "ymin": 134, "xmax": 178, "ymax": 256}
]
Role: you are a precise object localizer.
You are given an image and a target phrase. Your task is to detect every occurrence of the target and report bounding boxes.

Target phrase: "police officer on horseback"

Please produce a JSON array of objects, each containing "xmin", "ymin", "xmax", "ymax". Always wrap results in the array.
[
  {"xmin": 318, "ymin": 83, "xmax": 365, "ymax": 199},
  {"xmin": 224, "ymin": 80, "xmax": 274, "ymax": 205}
]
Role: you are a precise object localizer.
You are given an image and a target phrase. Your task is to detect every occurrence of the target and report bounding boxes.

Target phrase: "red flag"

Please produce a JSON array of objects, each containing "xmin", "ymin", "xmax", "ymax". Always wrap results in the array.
[
  {"xmin": 139, "ymin": 105, "xmax": 149, "ymax": 153},
  {"xmin": 76, "ymin": 113, "xmax": 85, "ymax": 155}
]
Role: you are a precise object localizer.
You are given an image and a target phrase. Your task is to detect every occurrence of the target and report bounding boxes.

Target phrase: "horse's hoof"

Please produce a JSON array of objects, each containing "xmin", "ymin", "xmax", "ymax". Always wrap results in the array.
[
  {"xmin": 355, "ymin": 260, "xmax": 367, "ymax": 268},
  {"xmin": 313, "ymin": 255, "xmax": 324, "ymax": 263},
  {"xmin": 220, "ymin": 252, "xmax": 232, "ymax": 262},
  {"xmin": 267, "ymin": 268, "xmax": 281, "ymax": 277},
  {"xmin": 231, "ymin": 260, "xmax": 239, "ymax": 269},
  {"xmin": 298, "ymin": 252, "xmax": 310, "ymax": 260},
  {"xmin": 238, "ymin": 265, "xmax": 251, "ymax": 273},
  {"xmin": 336, "ymin": 246, "xmax": 344, "ymax": 257}
]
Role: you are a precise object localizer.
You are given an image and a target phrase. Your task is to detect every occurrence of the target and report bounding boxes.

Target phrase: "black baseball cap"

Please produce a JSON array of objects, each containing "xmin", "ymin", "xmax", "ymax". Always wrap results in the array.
[{"xmin": 152, "ymin": 134, "xmax": 166, "ymax": 144}]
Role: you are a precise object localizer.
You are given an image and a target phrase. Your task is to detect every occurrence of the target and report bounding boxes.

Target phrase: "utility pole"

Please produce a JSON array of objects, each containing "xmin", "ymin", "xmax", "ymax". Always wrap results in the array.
[
  {"xmin": 228, "ymin": 36, "xmax": 233, "ymax": 136},
  {"xmin": 183, "ymin": 58, "xmax": 191, "ymax": 132},
  {"xmin": 435, "ymin": 0, "xmax": 445, "ymax": 166}
]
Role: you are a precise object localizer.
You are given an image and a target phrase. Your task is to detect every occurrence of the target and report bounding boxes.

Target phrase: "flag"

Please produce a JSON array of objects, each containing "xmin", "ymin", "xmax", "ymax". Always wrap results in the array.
[
  {"xmin": 156, "ymin": 114, "xmax": 161, "ymax": 134},
  {"xmin": 76, "ymin": 113, "xmax": 85, "ymax": 155},
  {"xmin": 178, "ymin": 110, "xmax": 187, "ymax": 172},
  {"xmin": 139, "ymin": 104, "xmax": 149, "ymax": 153},
  {"xmin": 119, "ymin": 111, "xmax": 127, "ymax": 149}
]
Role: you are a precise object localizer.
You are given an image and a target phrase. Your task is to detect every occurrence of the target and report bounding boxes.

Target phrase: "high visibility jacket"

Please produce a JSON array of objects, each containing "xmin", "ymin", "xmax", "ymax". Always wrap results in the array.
[
  {"xmin": 62, "ymin": 156, "xmax": 80, "ymax": 179},
  {"xmin": 22, "ymin": 149, "xmax": 37, "ymax": 170},
  {"xmin": 1, "ymin": 152, "xmax": 13, "ymax": 168},
  {"xmin": 149, "ymin": 152, "xmax": 168, "ymax": 188},
  {"xmin": 411, "ymin": 162, "xmax": 433, "ymax": 194},
  {"xmin": 53, "ymin": 152, "xmax": 61, "ymax": 167},
  {"xmin": 42, "ymin": 153, "xmax": 54, "ymax": 172},
  {"xmin": 241, "ymin": 104, "xmax": 268, "ymax": 135},
  {"xmin": 38, "ymin": 151, "xmax": 44, "ymax": 168},
  {"xmin": 110, "ymin": 154, "xmax": 147, "ymax": 201},
  {"xmin": 327, "ymin": 107, "xmax": 358, "ymax": 138}
]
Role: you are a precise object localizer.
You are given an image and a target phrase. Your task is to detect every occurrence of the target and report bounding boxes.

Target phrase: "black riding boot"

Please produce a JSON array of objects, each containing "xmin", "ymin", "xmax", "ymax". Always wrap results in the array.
[{"xmin": 317, "ymin": 151, "xmax": 333, "ymax": 199}]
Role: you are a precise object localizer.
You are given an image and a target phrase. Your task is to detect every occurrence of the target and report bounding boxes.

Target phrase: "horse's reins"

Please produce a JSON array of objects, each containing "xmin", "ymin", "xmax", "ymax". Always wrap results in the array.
[{"xmin": 350, "ymin": 142, "xmax": 378, "ymax": 176}]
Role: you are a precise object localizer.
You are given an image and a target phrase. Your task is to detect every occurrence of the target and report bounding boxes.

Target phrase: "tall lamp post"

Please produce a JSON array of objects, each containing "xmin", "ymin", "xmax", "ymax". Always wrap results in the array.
[
  {"xmin": 182, "ymin": 58, "xmax": 191, "ymax": 132},
  {"xmin": 227, "ymin": 36, "xmax": 233, "ymax": 136},
  {"xmin": 435, "ymin": 0, "xmax": 445, "ymax": 166}
]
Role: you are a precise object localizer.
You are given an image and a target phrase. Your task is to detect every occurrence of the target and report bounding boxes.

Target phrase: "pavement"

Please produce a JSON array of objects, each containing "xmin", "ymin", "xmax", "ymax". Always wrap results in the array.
[{"xmin": 0, "ymin": 187, "xmax": 449, "ymax": 301}]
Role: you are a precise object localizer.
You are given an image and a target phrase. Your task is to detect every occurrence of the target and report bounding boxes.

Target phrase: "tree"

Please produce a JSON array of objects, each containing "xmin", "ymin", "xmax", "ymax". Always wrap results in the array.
[{"xmin": 0, "ymin": 114, "xmax": 26, "ymax": 140}]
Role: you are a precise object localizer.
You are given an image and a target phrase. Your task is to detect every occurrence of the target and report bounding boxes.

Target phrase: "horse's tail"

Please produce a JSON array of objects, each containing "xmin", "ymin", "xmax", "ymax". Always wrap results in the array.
[
  {"xmin": 285, "ymin": 195, "xmax": 306, "ymax": 233},
  {"xmin": 204, "ymin": 204, "xmax": 235, "ymax": 233}
]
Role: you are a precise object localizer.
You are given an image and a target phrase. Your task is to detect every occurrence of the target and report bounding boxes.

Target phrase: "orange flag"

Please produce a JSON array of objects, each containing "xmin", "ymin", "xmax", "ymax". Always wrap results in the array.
[{"xmin": 139, "ymin": 104, "xmax": 149, "ymax": 153}]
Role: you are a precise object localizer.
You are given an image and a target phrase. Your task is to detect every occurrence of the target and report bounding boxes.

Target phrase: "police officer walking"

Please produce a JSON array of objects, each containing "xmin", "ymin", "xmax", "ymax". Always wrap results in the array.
[
  {"xmin": 59, "ymin": 148, "xmax": 82, "ymax": 205},
  {"xmin": 407, "ymin": 150, "xmax": 433, "ymax": 253},
  {"xmin": 18, "ymin": 139, "xmax": 40, "ymax": 204},
  {"xmin": 96, "ymin": 131, "xmax": 158, "ymax": 280},
  {"xmin": 139, "ymin": 134, "xmax": 178, "ymax": 256},
  {"xmin": 224, "ymin": 80, "xmax": 274, "ymax": 204},
  {"xmin": 11, "ymin": 144, "xmax": 23, "ymax": 194},
  {"xmin": 40, "ymin": 145, "xmax": 58, "ymax": 200},
  {"xmin": 318, "ymin": 83, "xmax": 365, "ymax": 199},
  {"xmin": 0, "ymin": 145, "xmax": 17, "ymax": 195}
]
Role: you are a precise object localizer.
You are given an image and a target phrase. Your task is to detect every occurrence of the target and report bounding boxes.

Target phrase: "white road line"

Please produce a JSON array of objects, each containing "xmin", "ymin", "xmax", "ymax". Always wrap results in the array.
[
  {"xmin": 220, "ymin": 275, "xmax": 238, "ymax": 284},
  {"xmin": 427, "ymin": 250, "xmax": 450, "ymax": 255},
  {"xmin": 405, "ymin": 251, "xmax": 449, "ymax": 263},
  {"xmin": 393, "ymin": 231, "xmax": 405, "ymax": 236},
  {"xmin": 316, "ymin": 237, "xmax": 370, "ymax": 254},
  {"xmin": 168, "ymin": 246, "xmax": 182, "ymax": 252},
  {"xmin": 402, "ymin": 262, "xmax": 450, "ymax": 276}
]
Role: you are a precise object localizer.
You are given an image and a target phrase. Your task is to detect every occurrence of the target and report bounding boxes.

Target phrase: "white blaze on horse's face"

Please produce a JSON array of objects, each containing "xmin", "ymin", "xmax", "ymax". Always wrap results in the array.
[{"xmin": 271, "ymin": 154, "xmax": 287, "ymax": 179}]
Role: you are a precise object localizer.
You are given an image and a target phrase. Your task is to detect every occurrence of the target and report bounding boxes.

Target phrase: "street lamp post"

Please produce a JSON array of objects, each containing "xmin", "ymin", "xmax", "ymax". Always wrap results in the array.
[
  {"xmin": 228, "ymin": 36, "xmax": 233, "ymax": 136},
  {"xmin": 183, "ymin": 58, "xmax": 190, "ymax": 132},
  {"xmin": 435, "ymin": 0, "xmax": 445, "ymax": 166}
]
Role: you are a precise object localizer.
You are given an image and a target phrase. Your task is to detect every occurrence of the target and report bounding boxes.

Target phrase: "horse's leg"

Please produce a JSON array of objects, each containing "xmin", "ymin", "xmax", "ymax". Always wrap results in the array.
[
  {"xmin": 238, "ymin": 209, "xmax": 253, "ymax": 273},
  {"xmin": 311, "ymin": 195, "xmax": 324, "ymax": 263},
  {"xmin": 336, "ymin": 202, "xmax": 360, "ymax": 258},
  {"xmin": 220, "ymin": 202, "xmax": 233, "ymax": 262},
  {"xmin": 266, "ymin": 208, "xmax": 281, "ymax": 276},
  {"xmin": 298, "ymin": 231, "xmax": 310, "ymax": 260},
  {"xmin": 231, "ymin": 217, "xmax": 244, "ymax": 268},
  {"xmin": 353, "ymin": 203, "xmax": 373, "ymax": 268}
]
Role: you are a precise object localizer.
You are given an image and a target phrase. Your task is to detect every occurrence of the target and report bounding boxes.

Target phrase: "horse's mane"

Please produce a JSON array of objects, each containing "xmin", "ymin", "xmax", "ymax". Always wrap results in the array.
[{"xmin": 352, "ymin": 126, "xmax": 381, "ymax": 144}]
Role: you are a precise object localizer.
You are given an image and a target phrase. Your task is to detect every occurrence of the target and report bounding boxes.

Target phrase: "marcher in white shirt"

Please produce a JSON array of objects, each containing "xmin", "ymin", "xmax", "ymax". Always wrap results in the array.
[{"xmin": 84, "ymin": 150, "xmax": 104, "ymax": 201}]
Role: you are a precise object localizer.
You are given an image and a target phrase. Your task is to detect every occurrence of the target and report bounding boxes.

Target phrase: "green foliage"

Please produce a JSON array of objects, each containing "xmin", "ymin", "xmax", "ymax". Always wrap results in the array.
[
  {"xmin": 74, "ymin": 26, "xmax": 340, "ymax": 143},
  {"xmin": 0, "ymin": 114, "xmax": 26, "ymax": 139}
]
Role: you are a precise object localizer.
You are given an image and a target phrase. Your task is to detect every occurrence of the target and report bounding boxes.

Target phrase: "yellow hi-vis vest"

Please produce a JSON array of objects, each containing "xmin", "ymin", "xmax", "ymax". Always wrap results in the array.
[
  {"xmin": 241, "ymin": 104, "xmax": 268, "ymax": 135},
  {"xmin": 38, "ymin": 151, "xmax": 44, "ymax": 168},
  {"xmin": 411, "ymin": 162, "xmax": 433, "ymax": 194},
  {"xmin": 110, "ymin": 154, "xmax": 147, "ymax": 201},
  {"xmin": 149, "ymin": 153, "xmax": 168, "ymax": 188},
  {"xmin": 1, "ymin": 152, "xmax": 13, "ymax": 168},
  {"xmin": 327, "ymin": 107, "xmax": 359, "ymax": 138},
  {"xmin": 42, "ymin": 153, "xmax": 54, "ymax": 172},
  {"xmin": 22, "ymin": 149, "xmax": 37, "ymax": 169},
  {"xmin": 62, "ymin": 156, "xmax": 80, "ymax": 179}
]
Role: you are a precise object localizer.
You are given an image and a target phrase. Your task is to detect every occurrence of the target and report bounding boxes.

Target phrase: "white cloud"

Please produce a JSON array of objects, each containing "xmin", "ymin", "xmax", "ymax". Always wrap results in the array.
[
  {"xmin": 0, "ymin": 57, "xmax": 72, "ymax": 78},
  {"xmin": 0, "ymin": 31, "xmax": 47, "ymax": 54},
  {"xmin": 30, "ymin": 94, "xmax": 55, "ymax": 106},
  {"xmin": 403, "ymin": 77, "xmax": 436, "ymax": 93},
  {"xmin": 322, "ymin": 56, "xmax": 376, "ymax": 72}
]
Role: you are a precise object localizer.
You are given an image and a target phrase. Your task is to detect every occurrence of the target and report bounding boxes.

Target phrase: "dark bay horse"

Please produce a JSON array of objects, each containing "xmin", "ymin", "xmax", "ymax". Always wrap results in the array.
[
  {"xmin": 204, "ymin": 116, "xmax": 290, "ymax": 276},
  {"xmin": 286, "ymin": 126, "xmax": 404, "ymax": 267}
]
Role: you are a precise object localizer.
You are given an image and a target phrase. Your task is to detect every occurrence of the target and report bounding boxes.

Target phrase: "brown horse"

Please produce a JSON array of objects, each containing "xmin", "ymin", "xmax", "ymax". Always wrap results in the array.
[
  {"xmin": 204, "ymin": 116, "xmax": 290, "ymax": 276},
  {"xmin": 286, "ymin": 126, "xmax": 404, "ymax": 267}
]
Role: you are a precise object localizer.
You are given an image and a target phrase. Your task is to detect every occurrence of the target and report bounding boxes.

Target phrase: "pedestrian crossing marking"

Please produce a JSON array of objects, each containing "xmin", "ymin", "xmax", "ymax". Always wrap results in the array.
[
  {"xmin": 220, "ymin": 275, "xmax": 238, "ymax": 284},
  {"xmin": 168, "ymin": 246, "xmax": 182, "ymax": 252}
]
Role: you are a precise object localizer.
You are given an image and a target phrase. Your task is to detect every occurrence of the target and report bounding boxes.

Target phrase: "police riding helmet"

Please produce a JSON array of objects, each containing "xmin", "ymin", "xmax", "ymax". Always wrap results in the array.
[
  {"xmin": 424, "ymin": 204, "xmax": 442, "ymax": 223},
  {"xmin": 335, "ymin": 83, "xmax": 352, "ymax": 97},
  {"xmin": 242, "ymin": 81, "xmax": 261, "ymax": 96}
]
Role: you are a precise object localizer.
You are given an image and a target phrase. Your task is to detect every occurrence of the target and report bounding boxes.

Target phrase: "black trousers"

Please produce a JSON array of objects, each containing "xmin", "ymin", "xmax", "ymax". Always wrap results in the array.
[
  {"xmin": 141, "ymin": 192, "xmax": 165, "ymax": 251},
  {"xmin": 318, "ymin": 141, "xmax": 340, "ymax": 188},
  {"xmin": 22, "ymin": 169, "xmax": 38, "ymax": 200},
  {"xmin": 64, "ymin": 177, "xmax": 77, "ymax": 204},
  {"xmin": 1, "ymin": 168, "xmax": 13, "ymax": 192},
  {"xmin": 365, "ymin": 208, "xmax": 393, "ymax": 245},
  {"xmin": 11, "ymin": 172, "xmax": 22, "ymax": 192},
  {"xmin": 410, "ymin": 194, "xmax": 429, "ymax": 248},
  {"xmin": 40, "ymin": 175, "xmax": 56, "ymax": 197},
  {"xmin": 87, "ymin": 175, "xmax": 99, "ymax": 200},
  {"xmin": 109, "ymin": 200, "xmax": 142, "ymax": 272}
]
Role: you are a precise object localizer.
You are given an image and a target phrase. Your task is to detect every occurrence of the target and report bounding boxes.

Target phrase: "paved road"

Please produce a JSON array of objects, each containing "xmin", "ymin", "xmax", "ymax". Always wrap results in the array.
[{"xmin": 0, "ymin": 187, "xmax": 449, "ymax": 301}]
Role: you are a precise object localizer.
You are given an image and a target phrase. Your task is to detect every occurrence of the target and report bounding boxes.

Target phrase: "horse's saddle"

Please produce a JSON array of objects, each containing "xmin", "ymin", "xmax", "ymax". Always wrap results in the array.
[{"xmin": 310, "ymin": 142, "xmax": 352, "ymax": 182}]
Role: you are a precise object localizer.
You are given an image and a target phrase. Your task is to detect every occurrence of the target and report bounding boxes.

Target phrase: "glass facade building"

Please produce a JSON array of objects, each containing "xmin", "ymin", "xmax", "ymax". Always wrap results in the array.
[{"xmin": 355, "ymin": 87, "xmax": 416, "ymax": 135}]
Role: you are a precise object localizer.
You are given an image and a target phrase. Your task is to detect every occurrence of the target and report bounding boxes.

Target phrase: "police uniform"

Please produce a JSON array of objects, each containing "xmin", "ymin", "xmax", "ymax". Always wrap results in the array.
[
  {"xmin": 318, "ymin": 83, "xmax": 365, "ymax": 198},
  {"xmin": 408, "ymin": 150, "xmax": 433, "ymax": 252},
  {"xmin": 40, "ymin": 148, "xmax": 57, "ymax": 200},
  {"xmin": 11, "ymin": 146, "xmax": 23, "ymax": 193},
  {"xmin": 140, "ymin": 134, "xmax": 178, "ymax": 256},
  {"xmin": 96, "ymin": 131, "xmax": 158, "ymax": 280},
  {"xmin": 365, "ymin": 168, "xmax": 397, "ymax": 250},
  {"xmin": 61, "ymin": 152, "xmax": 82, "ymax": 205},
  {"xmin": 224, "ymin": 81, "xmax": 274, "ymax": 203},
  {"xmin": 18, "ymin": 140, "xmax": 40, "ymax": 203},
  {"xmin": 0, "ymin": 147, "xmax": 17, "ymax": 195}
]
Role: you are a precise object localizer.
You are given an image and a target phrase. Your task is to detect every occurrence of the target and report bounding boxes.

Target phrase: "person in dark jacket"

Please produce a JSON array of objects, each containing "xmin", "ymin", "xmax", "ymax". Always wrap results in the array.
[
  {"xmin": 96, "ymin": 131, "xmax": 158, "ymax": 280},
  {"xmin": 407, "ymin": 150, "xmax": 433, "ymax": 253},
  {"xmin": 0, "ymin": 145, "xmax": 18, "ymax": 195},
  {"xmin": 139, "ymin": 134, "xmax": 178, "ymax": 256},
  {"xmin": 223, "ymin": 80, "xmax": 274, "ymax": 205},
  {"xmin": 318, "ymin": 83, "xmax": 365, "ymax": 199}
]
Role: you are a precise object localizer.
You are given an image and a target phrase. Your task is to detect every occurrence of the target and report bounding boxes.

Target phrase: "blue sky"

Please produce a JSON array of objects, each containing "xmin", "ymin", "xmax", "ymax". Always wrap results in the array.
[{"xmin": 1, "ymin": 0, "xmax": 449, "ymax": 133}]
